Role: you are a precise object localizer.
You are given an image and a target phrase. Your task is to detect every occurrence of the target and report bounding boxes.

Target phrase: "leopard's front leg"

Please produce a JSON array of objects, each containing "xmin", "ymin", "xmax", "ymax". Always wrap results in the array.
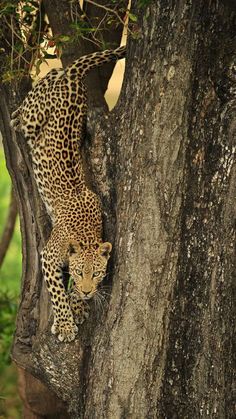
[
  {"xmin": 68, "ymin": 290, "xmax": 90, "ymax": 325},
  {"xmin": 41, "ymin": 233, "xmax": 78, "ymax": 342}
]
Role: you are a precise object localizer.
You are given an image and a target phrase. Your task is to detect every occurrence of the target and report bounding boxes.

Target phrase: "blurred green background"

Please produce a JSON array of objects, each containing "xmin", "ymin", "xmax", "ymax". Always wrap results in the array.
[{"xmin": 0, "ymin": 146, "xmax": 22, "ymax": 418}]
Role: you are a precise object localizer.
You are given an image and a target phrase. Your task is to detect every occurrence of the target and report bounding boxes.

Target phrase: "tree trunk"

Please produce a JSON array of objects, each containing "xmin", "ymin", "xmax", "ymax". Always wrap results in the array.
[
  {"xmin": 80, "ymin": 3, "xmax": 235, "ymax": 417},
  {"xmin": 2, "ymin": 1, "xmax": 235, "ymax": 418}
]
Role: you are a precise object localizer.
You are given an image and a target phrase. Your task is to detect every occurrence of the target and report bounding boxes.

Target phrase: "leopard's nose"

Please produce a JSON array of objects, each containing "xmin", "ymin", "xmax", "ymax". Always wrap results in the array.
[{"xmin": 83, "ymin": 291, "xmax": 91, "ymax": 296}]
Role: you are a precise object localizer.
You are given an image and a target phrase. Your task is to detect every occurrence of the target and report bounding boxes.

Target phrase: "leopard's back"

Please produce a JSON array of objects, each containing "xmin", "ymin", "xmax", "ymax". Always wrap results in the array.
[
  {"xmin": 11, "ymin": 46, "xmax": 126, "ymax": 220},
  {"xmin": 31, "ymin": 74, "xmax": 88, "ymax": 216}
]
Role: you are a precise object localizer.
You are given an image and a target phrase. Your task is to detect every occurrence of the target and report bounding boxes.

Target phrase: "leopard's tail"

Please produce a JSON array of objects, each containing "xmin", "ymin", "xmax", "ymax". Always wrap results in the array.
[{"xmin": 66, "ymin": 46, "xmax": 126, "ymax": 79}]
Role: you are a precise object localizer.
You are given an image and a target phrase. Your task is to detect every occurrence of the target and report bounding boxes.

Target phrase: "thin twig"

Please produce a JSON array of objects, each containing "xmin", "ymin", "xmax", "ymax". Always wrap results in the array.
[
  {"xmin": 3, "ymin": 16, "xmax": 31, "ymax": 48},
  {"xmin": 36, "ymin": 3, "xmax": 42, "ymax": 56},
  {"xmin": 91, "ymin": 11, "xmax": 108, "ymax": 40},
  {"xmin": 10, "ymin": 16, "xmax": 14, "ymax": 72},
  {"xmin": 4, "ymin": 37, "xmax": 31, "ymax": 65},
  {"xmin": 81, "ymin": 34, "xmax": 102, "ymax": 48},
  {"xmin": 84, "ymin": 0, "xmax": 127, "ymax": 29}
]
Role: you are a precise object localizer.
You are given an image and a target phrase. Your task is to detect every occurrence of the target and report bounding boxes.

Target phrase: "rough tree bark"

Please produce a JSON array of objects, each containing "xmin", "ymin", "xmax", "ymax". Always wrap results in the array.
[{"xmin": 1, "ymin": 1, "xmax": 235, "ymax": 418}]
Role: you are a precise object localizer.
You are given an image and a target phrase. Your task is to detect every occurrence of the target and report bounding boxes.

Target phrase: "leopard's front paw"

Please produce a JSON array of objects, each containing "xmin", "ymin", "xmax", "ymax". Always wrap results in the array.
[
  {"xmin": 58, "ymin": 322, "xmax": 78, "ymax": 342},
  {"xmin": 73, "ymin": 302, "xmax": 90, "ymax": 325},
  {"xmin": 51, "ymin": 320, "xmax": 59, "ymax": 335},
  {"xmin": 69, "ymin": 294, "xmax": 90, "ymax": 325},
  {"xmin": 51, "ymin": 320, "xmax": 78, "ymax": 342}
]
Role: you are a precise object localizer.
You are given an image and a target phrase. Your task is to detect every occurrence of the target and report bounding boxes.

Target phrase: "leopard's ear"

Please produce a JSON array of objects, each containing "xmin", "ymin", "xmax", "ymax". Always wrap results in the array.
[
  {"xmin": 98, "ymin": 242, "xmax": 112, "ymax": 259},
  {"xmin": 68, "ymin": 241, "xmax": 81, "ymax": 256}
]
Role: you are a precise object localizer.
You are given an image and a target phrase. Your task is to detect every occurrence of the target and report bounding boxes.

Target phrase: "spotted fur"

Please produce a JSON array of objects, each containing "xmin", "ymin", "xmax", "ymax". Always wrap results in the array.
[{"xmin": 11, "ymin": 46, "xmax": 125, "ymax": 342}]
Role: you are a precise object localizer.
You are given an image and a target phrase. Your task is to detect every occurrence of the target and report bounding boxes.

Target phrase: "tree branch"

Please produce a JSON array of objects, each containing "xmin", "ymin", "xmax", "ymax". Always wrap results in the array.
[{"xmin": 84, "ymin": 0, "xmax": 127, "ymax": 28}]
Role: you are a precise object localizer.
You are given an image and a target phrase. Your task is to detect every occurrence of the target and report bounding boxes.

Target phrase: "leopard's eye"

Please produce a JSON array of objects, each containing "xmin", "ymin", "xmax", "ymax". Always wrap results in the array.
[
  {"xmin": 76, "ymin": 270, "xmax": 82, "ymax": 276},
  {"xmin": 93, "ymin": 271, "xmax": 100, "ymax": 277}
]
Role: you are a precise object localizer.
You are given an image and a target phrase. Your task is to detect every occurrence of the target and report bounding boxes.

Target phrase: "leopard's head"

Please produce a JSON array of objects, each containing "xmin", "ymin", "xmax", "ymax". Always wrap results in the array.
[{"xmin": 68, "ymin": 242, "xmax": 112, "ymax": 300}]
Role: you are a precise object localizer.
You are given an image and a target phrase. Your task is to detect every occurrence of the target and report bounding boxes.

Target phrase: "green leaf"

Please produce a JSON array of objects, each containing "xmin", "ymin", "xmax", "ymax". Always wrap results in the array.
[
  {"xmin": 22, "ymin": 5, "xmax": 35, "ymax": 13},
  {"xmin": 15, "ymin": 42, "xmax": 24, "ymax": 53},
  {"xmin": 34, "ymin": 58, "xmax": 43, "ymax": 76},
  {"xmin": 128, "ymin": 12, "xmax": 138, "ymax": 22},
  {"xmin": 43, "ymin": 53, "xmax": 57, "ymax": 59},
  {"xmin": 0, "ymin": 3, "xmax": 16, "ymax": 15},
  {"xmin": 138, "ymin": 0, "xmax": 152, "ymax": 7},
  {"xmin": 58, "ymin": 35, "xmax": 71, "ymax": 42}
]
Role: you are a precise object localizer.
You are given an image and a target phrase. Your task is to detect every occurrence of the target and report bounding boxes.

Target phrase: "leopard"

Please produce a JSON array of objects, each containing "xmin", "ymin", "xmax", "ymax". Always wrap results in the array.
[{"xmin": 11, "ymin": 46, "xmax": 126, "ymax": 342}]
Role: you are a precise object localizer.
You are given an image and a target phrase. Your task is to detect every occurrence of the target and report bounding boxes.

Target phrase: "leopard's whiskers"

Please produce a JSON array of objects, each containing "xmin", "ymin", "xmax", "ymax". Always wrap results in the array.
[
  {"xmin": 100, "ymin": 290, "xmax": 110, "ymax": 297},
  {"xmin": 96, "ymin": 290, "xmax": 109, "ymax": 308},
  {"xmin": 99, "ymin": 285, "xmax": 112, "ymax": 297},
  {"xmin": 94, "ymin": 293, "xmax": 103, "ymax": 313}
]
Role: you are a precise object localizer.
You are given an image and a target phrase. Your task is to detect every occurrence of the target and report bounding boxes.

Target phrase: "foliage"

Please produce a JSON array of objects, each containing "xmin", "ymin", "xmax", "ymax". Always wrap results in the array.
[
  {"xmin": 137, "ymin": 0, "xmax": 152, "ymax": 7},
  {"xmin": 0, "ymin": 147, "xmax": 21, "ymax": 418},
  {"xmin": 0, "ymin": 148, "xmax": 21, "ymax": 293},
  {"xmin": 0, "ymin": 146, "xmax": 21, "ymax": 345},
  {"xmin": 0, "ymin": 292, "xmax": 18, "ymax": 370},
  {"xmin": 0, "ymin": 291, "xmax": 20, "ymax": 418},
  {"xmin": 0, "ymin": 0, "xmax": 46, "ymax": 80},
  {"xmin": 0, "ymin": 0, "xmax": 147, "ymax": 81}
]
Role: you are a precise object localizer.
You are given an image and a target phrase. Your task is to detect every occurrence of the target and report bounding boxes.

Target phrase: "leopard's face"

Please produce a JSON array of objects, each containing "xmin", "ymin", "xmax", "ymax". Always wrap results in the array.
[{"xmin": 69, "ymin": 242, "xmax": 112, "ymax": 300}]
